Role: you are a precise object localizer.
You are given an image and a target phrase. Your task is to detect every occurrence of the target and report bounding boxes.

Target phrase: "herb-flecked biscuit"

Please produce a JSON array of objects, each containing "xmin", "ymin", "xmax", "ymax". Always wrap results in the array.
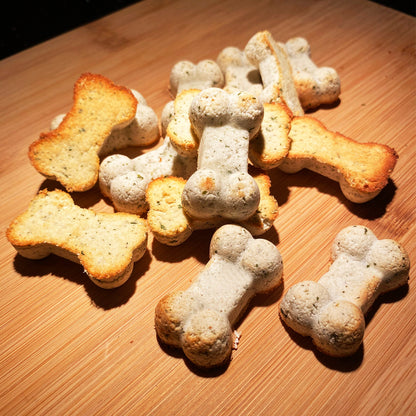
[
  {"xmin": 181, "ymin": 88, "xmax": 263, "ymax": 222},
  {"xmin": 244, "ymin": 30, "xmax": 304, "ymax": 116},
  {"xmin": 29, "ymin": 73, "xmax": 138, "ymax": 192},
  {"xmin": 279, "ymin": 225, "xmax": 410, "ymax": 357},
  {"xmin": 6, "ymin": 189, "xmax": 148, "ymax": 289},
  {"xmin": 283, "ymin": 37, "xmax": 341, "ymax": 110},
  {"xmin": 279, "ymin": 116, "xmax": 398, "ymax": 202},
  {"xmin": 99, "ymin": 136, "xmax": 196, "ymax": 215},
  {"xmin": 155, "ymin": 224, "xmax": 283, "ymax": 367},
  {"xmin": 146, "ymin": 168, "xmax": 278, "ymax": 246}
]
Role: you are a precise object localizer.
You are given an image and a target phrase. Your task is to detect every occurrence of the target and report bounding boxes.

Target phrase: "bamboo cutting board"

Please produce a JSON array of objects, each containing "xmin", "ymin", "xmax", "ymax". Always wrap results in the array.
[{"xmin": 0, "ymin": 0, "xmax": 415, "ymax": 415}]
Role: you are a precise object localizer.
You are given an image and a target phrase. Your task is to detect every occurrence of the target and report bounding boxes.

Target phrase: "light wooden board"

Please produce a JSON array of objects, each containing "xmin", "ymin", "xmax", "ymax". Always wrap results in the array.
[{"xmin": 1, "ymin": 0, "xmax": 415, "ymax": 415}]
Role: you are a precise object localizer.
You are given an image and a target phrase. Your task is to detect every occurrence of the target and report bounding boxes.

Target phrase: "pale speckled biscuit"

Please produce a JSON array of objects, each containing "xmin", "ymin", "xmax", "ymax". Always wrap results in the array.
[
  {"xmin": 146, "ymin": 169, "xmax": 278, "ymax": 246},
  {"xmin": 166, "ymin": 89, "xmax": 292, "ymax": 169},
  {"xmin": 278, "ymin": 116, "xmax": 398, "ymax": 203},
  {"xmin": 155, "ymin": 224, "xmax": 283, "ymax": 367},
  {"xmin": 216, "ymin": 46, "xmax": 263, "ymax": 97},
  {"xmin": 99, "ymin": 136, "xmax": 196, "ymax": 215},
  {"xmin": 169, "ymin": 59, "xmax": 224, "ymax": 97},
  {"xmin": 51, "ymin": 89, "xmax": 160, "ymax": 153},
  {"xmin": 6, "ymin": 189, "xmax": 148, "ymax": 289},
  {"xmin": 181, "ymin": 88, "xmax": 263, "ymax": 222},
  {"xmin": 29, "ymin": 73, "xmax": 138, "ymax": 192},
  {"xmin": 161, "ymin": 60, "xmax": 224, "ymax": 136},
  {"xmin": 283, "ymin": 37, "xmax": 341, "ymax": 110},
  {"xmin": 279, "ymin": 225, "xmax": 410, "ymax": 357},
  {"xmin": 244, "ymin": 30, "xmax": 304, "ymax": 116}
]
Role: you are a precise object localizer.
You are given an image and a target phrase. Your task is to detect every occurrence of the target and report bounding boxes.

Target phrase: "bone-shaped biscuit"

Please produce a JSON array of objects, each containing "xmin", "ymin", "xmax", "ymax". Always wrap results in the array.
[
  {"xmin": 51, "ymin": 89, "xmax": 160, "ymax": 153},
  {"xmin": 6, "ymin": 189, "xmax": 148, "ymax": 289},
  {"xmin": 155, "ymin": 224, "xmax": 283, "ymax": 367},
  {"xmin": 146, "ymin": 169, "xmax": 278, "ymax": 245},
  {"xmin": 29, "ymin": 73, "xmax": 138, "ymax": 192},
  {"xmin": 283, "ymin": 37, "xmax": 341, "ymax": 110},
  {"xmin": 279, "ymin": 225, "xmax": 410, "ymax": 357},
  {"xmin": 169, "ymin": 59, "xmax": 224, "ymax": 97},
  {"xmin": 167, "ymin": 89, "xmax": 292, "ymax": 169},
  {"xmin": 99, "ymin": 136, "xmax": 196, "ymax": 215},
  {"xmin": 244, "ymin": 30, "xmax": 304, "ymax": 116},
  {"xmin": 216, "ymin": 46, "xmax": 263, "ymax": 97},
  {"xmin": 161, "ymin": 60, "xmax": 225, "ymax": 135},
  {"xmin": 181, "ymin": 88, "xmax": 263, "ymax": 221},
  {"xmin": 278, "ymin": 116, "xmax": 398, "ymax": 203}
]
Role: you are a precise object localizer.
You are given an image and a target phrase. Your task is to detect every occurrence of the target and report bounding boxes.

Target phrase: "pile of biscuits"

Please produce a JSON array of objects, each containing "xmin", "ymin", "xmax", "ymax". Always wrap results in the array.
[{"xmin": 6, "ymin": 30, "xmax": 410, "ymax": 368}]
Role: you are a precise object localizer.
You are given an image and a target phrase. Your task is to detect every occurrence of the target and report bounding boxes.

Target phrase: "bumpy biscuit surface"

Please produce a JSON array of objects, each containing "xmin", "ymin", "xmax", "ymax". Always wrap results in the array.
[
  {"xmin": 6, "ymin": 189, "xmax": 148, "ymax": 288},
  {"xmin": 280, "ymin": 225, "xmax": 410, "ymax": 356},
  {"xmin": 155, "ymin": 224, "xmax": 283, "ymax": 367},
  {"xmin": 29, "ymin": 73, "xmax": 138, "ymax": 192},
  {"xmin": 99, "ymin": 137, "xmax": 196, "ymax": 215},
  {"xmin": 169, "ymin": 59, "xmax": 224, "ymax": 96},
  {"xmin": 161, "ymin": 60, "xmax": 224, "ymax": 135},
  {"xmin": 146, "ymin": 169, "xmax": 278, "ymax": 246},
  {"xmin": 284, "ymin": 37, "xmax": 341, "ymax": 110},
  {"xmin": 51, "ymin": 89, "xmax": 160, "ymax": 153},
  {"xmin": 181, "ymin": 88, "xmax": 263, "ymax": 222},
  {"xmin": 244, "ymin": 30, "xmax": 304, "ymax": 116},
  {"xmin": 217, "ymin": 46, "xmax": 263, "ymax": 97},
  {"xmin": 279, "ymin": 116, "xmax": 398, "ymax": 203}
]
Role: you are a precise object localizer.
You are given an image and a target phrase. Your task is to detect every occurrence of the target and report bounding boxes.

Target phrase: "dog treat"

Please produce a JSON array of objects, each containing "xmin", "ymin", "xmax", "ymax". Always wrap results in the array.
[
  {"xmin": 29, "ymin": 73, "xmax": 138, "ymax": 192},
  {"xmin": 166, "ymin": 89, "xmax": 201, "ymax": 158},
  {"xmin": 217, "ymin": 46, "xmax": 263, "ymax": 97},
  {"xmin": 161, "ymin": 60, "xmax": 224, "ymax": 135},
  {"xmin": 278, "ymin": 116, "xmax": 398, "ymax": 202},
  {"xmin": 283, "ymin": 37, "xmax": 341, "ymax": 110},
  {"xmin": 51, "ymin": 89, "xmax": 160, "ymax": 152},
  {"xmin": 169, "ymin": 59, "xmax": 224, "ymax": 97},
  {"xmin": 181, "ymin": 88, "xmax": 263, "ymax": 221},
  {"xmin": 99, "ymin": 136, "xmax": 196, "ymax": 215},
  {"xmin": 146, "ymin": 169, "xmax": 278, "ymax": 245},
  {"xmin": 280, "ymin": 225, "xmax": 410, "ymax": 357},
  {"xmin": 248, "ymin": 102, "xmax": 293, "ymax": 170},
  {"xmin": 167, "ymin": 89, "xmax": 292, "ymax": 170},
  {"xmin": 6, "ymin": 189, "xmax": 148, "ymax": 289},
  {"xmin": 155, "ymin": 224, "xmax": 283, "ymax": 367},
  {"xmin": 244, "ymin": 30, "xmax": 304, "ymax": 116}
]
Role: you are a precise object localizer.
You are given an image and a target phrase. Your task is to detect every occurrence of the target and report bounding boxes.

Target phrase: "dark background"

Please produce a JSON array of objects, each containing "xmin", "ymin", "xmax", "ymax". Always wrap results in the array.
[{"xmin": 1, "ymin": 0, "xmax": 414, "ymax": 60}]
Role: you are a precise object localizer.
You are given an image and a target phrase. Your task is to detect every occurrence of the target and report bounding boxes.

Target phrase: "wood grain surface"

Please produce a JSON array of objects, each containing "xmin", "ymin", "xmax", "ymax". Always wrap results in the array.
[{"xmin": 1, "ymin": 0, "xmax": 415, "ymax": 415}]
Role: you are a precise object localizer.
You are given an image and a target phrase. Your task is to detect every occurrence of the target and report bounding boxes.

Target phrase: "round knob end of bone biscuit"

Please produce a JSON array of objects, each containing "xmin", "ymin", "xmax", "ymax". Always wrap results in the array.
[
  {"xmin": 217, "ymin": 47, "xmax": 245, "ymax": 70},
  {"xmin": 229, "ymin": 91, "xmax": 263, "ymax": 138},
  {"xmin": 170, "ymin": 60, "xmax": 195, "ymax": 96},
  {"xmin": 182, "ymin": 309, "xmax": 233, "ymax": 368},
  {"xmin": 99, "ymin": 154, "xmax": 133, "ymax": 197},
  {"xmin": 209, "ymin": 224, "xmax": 252, "ymax": 262},
  {"xmin": 189, "ymin": 88, "xmax": 231, "ymax": 134},
  {"xmin": 110, "ymin": 171, "xmax": 148, "ymax": 214},
  {"xmin": 314, "ymin": 300, "xmax": 365, "ymax": 357},
  {"xmin": 332, "ymin": 225, "xmax": 377, "ymax": 261},
  {"xmin": 366, "ymin": 239, "xmax": 410, "ymax": 290},
  {"xmin": 279, "ymin": 281, "xmax": 330, "ymax": 336},
  {"xmin": 155, "ymin": 291, "xmax": 193, "ymax": 347},
  {"xmin": 244, "ymin": 31, "xmax": 272, "ymax": 64},
  {"xmin": 181, "ymin": 169, "xmax": 221, "ymax": 219},
  {"xmin": 285, "ymin": 37, "xmax": 310, "ymax": 55},
  {"xmin": 241, "ymin": 239, "xmax": 283, "ymax": 292},
  {"xmin": 221, "ymin": 172, "xmax": 260, "ymax": 220}
]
